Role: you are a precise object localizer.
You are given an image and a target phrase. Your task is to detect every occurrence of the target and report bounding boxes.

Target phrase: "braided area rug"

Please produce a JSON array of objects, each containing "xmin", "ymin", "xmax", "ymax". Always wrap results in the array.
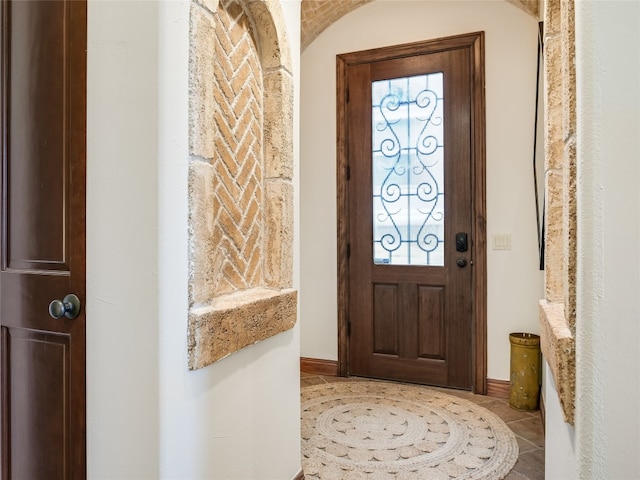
[{"xmin": 301, "ymin": 381, "xmax": 518, "ymax": 480}]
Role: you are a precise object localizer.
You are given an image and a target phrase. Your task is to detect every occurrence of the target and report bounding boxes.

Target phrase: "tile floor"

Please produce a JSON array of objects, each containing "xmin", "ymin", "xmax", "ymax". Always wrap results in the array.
[{"xmin": 301, "ymin": 373, "xmax": 545, "ymax": 480}]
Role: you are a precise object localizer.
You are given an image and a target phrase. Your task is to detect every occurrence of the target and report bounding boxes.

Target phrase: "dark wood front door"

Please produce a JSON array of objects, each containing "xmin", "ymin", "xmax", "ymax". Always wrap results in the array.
[
  {"xmin": 337, "ymin": 33, "xmax": 486, "ymax": 391},
  {"xmin": 0, "ymin": 0, "xmax": 86, "ymax": 478}
]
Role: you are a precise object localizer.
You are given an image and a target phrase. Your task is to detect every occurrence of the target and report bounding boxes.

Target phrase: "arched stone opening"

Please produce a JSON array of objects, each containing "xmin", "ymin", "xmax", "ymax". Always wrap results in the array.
[
  {"xmin": 538, "ymin": 0, "xmax": 576, "ymax": 424},
  {"xmin": 187, "ymin": 0, "xmax": 297, "ymax": 370},
  {"xmin": 300, "ymin": 0, "xmax": 540, "ymax": 51}
]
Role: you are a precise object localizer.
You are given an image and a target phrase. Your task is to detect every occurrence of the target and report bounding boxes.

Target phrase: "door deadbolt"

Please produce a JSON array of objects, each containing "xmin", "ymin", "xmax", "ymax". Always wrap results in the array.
[{"xmin": 455, "ymin": 232, "xmax": 468, "ymax": 252}]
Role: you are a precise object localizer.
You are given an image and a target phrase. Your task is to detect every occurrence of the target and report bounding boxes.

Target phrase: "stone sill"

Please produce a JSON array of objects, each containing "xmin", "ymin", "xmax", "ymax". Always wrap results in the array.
[
  {"xmin": 538, "ymin": 299, "xmax": 575, "ymax": 424},
  {"xmin": 188, "ymin": 288, "xmax": 298, "ymax": 370}
]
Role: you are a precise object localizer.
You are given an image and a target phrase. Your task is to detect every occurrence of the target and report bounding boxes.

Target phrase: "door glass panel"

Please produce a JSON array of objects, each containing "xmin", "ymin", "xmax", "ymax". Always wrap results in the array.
[{"xmin": 372, "ymin": 73, "xmax": 444, "ymax": 266}]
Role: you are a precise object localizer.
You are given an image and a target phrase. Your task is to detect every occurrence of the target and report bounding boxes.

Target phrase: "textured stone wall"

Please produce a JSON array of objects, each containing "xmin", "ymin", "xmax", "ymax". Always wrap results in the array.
[
  {"xmin": 188, "ymin": 0, "xmax": 297, "ymax": 370},
  {"xmin": 539, "ymin": 0, "xmax": 576, "ymax": 424},
  {"xmin": 505, "ymin": 0, "xmax": 540, "ymax": 18},
  {"xmin": 301, "ymin": 0, "xmax": 371, "ymax": 50},
  {"xmin": 300, "ymin": 0, "xmax": 540, "ymax": 52}
]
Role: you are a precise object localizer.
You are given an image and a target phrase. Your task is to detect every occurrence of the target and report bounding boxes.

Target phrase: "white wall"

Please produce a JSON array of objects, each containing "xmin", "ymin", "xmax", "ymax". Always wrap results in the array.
[
  {"xmin": 88, "ymin": 1, "xmax": 302, "ymax": 478},
  {"xmin": 300, "ymin": 0, "xmax": 542, "ymax": 381},
  {"xmin": 543, "ymin": 362, "xmax": 576, "ymax": 478},
  {"xmin": 544, "ymin": 1, "xmax": 640, "ymax": 478},
  {"xmin": 87, "ymin": 1, "xmax": 160, "ymax": 476}
]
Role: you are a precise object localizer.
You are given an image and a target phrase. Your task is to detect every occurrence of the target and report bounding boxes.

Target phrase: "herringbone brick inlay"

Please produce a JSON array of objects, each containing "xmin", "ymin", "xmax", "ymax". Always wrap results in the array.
[{"xmin": 213, "ymin": 0, "xmax": 264, "ymax": 295}]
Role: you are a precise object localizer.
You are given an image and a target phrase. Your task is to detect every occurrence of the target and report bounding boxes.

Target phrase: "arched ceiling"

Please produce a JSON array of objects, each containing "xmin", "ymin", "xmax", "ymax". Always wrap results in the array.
[{"xmin": 301, "ymin": 0, "xmax": 540, "ymax": 51}]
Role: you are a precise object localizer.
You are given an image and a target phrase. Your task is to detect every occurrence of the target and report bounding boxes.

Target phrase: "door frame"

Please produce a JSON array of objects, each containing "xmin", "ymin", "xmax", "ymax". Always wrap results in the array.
[{"xmin": 336, "ymin": 32, "xmax": 487, "ymax": 394}]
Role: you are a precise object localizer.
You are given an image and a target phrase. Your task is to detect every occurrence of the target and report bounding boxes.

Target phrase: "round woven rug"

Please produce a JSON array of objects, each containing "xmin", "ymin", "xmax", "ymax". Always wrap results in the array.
[{"xmin": 301, "ymin": 381, "xmax": 518, "ymax": 480}]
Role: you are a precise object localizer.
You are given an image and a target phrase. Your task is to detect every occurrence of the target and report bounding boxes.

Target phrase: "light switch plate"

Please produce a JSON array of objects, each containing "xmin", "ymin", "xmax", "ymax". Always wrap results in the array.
[{"xmin": 492, "ymin": 233, "xmax": 511, "ymax": 250}]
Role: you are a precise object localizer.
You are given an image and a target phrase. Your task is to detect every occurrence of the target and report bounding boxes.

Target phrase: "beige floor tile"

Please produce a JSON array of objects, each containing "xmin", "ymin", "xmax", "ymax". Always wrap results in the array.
[
  {"xmin": 508, "ymin": 416, "xmax": 545, "ymax": 448},
  {"xmin": 511, "ymin": 449, "xmax": 545, "ymax": 480}
]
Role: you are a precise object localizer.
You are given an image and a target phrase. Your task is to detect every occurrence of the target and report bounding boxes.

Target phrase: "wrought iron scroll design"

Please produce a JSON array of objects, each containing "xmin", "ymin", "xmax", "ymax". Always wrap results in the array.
[{"xmin": 372, "ymin": 74, "xmax": 445, "ymax": 266}]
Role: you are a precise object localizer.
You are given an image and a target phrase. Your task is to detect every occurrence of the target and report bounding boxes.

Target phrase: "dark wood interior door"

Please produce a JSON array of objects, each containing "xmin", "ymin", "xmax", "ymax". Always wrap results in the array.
[
  {"xmin": 339, "ymin": 34, "xmax": 485, "ymax": 390},
  {"xmin": 0, "ymin": 1, "xmax": 86, "ymax": 478}
]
